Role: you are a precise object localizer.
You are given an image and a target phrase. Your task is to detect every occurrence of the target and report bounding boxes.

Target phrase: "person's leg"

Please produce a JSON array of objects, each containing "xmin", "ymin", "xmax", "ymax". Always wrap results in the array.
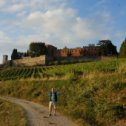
[
  {"xmin": 49, "ymin": 101, "xmax": 52, "ymax": 116},
  {"xmin": 53, "ymin": 102, "xmax": 56, "ymax": 115},
  {"xmin": 54, "ymin": 107, "xmax": 56, "ymax": 115}
]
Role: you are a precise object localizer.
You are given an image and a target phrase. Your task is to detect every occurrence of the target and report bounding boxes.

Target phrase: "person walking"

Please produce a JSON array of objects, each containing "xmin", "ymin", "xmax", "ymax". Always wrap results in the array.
[{"xmin": 48, "ymin": 88, "xmax": 58, "ymax": 116}]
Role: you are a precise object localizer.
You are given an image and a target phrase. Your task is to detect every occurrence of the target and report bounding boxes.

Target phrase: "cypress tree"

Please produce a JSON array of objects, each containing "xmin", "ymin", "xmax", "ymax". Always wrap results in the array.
[
  {"xmin": 11, "ymin": 49, "xmax": 19, "ymax": 60},
  {"xmin": 119, "ymin": 39, "xmax": 126, "ymax": 58}
]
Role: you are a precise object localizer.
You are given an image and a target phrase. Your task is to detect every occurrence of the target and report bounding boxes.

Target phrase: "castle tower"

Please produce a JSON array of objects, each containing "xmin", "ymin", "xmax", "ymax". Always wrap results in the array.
[{"xmin": 3, "ymin": 55, "xmax": 8, "ymax": 64}]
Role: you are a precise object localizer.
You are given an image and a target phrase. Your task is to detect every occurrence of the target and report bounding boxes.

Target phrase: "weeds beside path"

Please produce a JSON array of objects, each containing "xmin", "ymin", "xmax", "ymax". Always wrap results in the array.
[{"xmin": 0, "ymin": 97, "xmax": 26, "ymax": 126}]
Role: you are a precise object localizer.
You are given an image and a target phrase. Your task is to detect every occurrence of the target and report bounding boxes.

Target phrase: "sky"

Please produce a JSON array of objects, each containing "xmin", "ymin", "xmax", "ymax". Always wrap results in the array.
[{"xmin": 0, "ymin": 0, "xmax": 126, "ymax": 63}]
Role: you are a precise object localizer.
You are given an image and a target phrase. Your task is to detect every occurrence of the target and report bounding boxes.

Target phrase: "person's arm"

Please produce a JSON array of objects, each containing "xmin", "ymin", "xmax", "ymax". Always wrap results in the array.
[
  {"xmin": 48, "ymin": 92, "xmax": 51, "ymax": 96},
  {"xmin": 57, "ymin": 92, "xmax": 60, "ymax": 95}
]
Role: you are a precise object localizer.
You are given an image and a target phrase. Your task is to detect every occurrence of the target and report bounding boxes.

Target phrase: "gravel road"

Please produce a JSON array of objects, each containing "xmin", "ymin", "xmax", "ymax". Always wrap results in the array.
[{"xmin": 0, "ymin": 97, "xmax": 78, "ymax": 126}]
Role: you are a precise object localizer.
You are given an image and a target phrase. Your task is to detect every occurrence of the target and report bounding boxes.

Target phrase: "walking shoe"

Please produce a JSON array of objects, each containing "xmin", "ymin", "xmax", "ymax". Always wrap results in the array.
[{"xmin": 49, "ymin": 114, "xmax": 51, "ymax": 116}]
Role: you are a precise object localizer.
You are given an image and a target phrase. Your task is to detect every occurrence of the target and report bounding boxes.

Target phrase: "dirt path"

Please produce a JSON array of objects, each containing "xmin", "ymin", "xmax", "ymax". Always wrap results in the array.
[{"xmin": 0, "ymin": 97, "xmax": 78, "ymax": 126}]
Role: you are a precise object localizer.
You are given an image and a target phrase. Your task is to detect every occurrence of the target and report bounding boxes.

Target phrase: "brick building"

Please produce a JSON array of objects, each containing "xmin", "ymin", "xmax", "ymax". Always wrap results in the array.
[
  {"xmin": 83, "ymin": 45, "xmax": 99, "ymax": 56},
  {"xmin": 55, "ymin": 46, "xmax": 99, "ymax": 57},
  {"xmin": 46, "ymin": 44, "xmax": 57, "ymax": 56},
  {"xmin": 55, "ymin": 47, "xmax": 83, "ymax": 57}
]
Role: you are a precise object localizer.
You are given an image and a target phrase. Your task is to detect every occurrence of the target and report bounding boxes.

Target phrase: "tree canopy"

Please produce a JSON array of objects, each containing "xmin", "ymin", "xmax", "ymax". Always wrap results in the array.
[
  {"xmin": 97, "ymin": 40, "xmax": 118, "ymax": 56},
  {"xmin": 29, "ymin": 42, "xmax": 47, "ymax": 56}
]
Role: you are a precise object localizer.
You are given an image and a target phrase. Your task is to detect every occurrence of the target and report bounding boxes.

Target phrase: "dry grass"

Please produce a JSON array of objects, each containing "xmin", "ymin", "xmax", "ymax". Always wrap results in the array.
[{"xmin": 0, "ymin": 99, "xmax": 27, "ymax": 126}]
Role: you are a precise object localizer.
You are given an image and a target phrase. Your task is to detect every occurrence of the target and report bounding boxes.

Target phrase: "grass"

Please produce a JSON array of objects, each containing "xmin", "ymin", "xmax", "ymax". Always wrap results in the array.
[
  {"xmin": 0, "ymin": 58, "xmax": 126, "ymax": 126},
  {"xmin": 0, "ymin": 99, "xmax": 27, "ymax": 126}
]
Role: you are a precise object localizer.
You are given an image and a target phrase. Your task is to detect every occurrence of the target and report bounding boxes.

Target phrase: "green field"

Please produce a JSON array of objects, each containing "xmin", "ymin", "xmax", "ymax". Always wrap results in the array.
[{"xmin": 0, "ymin": 58, "xmax": 126, "ymax": 126}]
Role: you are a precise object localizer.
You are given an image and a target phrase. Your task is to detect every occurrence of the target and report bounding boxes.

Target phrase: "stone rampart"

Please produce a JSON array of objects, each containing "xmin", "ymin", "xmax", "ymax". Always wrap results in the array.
[{"xmin": 13, "ymin": 55, "xmax": 46, "ymax": 66}]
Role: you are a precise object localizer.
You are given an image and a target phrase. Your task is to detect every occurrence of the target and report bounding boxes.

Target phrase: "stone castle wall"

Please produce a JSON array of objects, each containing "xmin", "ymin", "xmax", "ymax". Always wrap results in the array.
[{"xmin": 13, "ymin": 55, "xmax": 46, "ymax": 66}]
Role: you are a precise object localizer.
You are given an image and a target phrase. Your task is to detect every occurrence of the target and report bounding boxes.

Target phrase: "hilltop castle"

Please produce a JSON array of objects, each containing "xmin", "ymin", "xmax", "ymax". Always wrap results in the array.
[{"xmin": 3, "ymin": 40, "xmax": 117, "ymax": 66}]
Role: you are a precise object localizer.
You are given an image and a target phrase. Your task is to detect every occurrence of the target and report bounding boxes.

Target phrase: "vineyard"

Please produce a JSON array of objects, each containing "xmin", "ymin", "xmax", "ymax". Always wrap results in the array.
[{"xmin": 0, "ymin": 58, "xmax": 125, "ymax": 81}]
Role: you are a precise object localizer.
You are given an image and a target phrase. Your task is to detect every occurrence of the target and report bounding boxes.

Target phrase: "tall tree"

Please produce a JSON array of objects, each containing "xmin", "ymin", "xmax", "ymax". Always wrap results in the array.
[
  {"xmin": 97, "ymin": 40, "xmax": 118, "ymax": 56},
  {"xmin": 11, "ymin": 49, "xmax": 19, "ymax": 60},
  {"xmin": 29, "ymin": 42, "xmax": 47, "ymax": 56},
  {"xmin": 119, "ymin": 39, "xmax": 126, "ymax": 58}
]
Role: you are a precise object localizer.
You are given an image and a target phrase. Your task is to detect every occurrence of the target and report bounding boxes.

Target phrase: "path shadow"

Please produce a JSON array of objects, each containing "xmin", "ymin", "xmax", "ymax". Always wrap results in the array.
[
  {"xmin": 43, "ymin": 116, "xmax": 49, "ymax": 118},
  {"xmin": 49, "ymin": 122, "xmax": 56, "ymax": 125}
]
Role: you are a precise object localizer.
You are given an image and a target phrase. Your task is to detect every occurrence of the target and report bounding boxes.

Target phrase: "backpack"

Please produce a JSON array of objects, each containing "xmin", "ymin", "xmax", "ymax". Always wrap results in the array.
[{"xmin": 50, "ymin": 92, "xmax": 57, "ymax": 102}]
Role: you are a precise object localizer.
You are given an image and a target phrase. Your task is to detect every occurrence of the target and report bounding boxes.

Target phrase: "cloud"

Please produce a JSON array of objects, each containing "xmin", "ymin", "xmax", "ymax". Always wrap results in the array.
[
  {"xmin": 0, "ymin": 0, "xmax": 6, "ymax": 6},
  {"xmin": 17, "ymin": 8, "xmax": 113, "ymax": 47},
  {"xmin": 19, "ymin": 8, "xmax": 85, "ymax": 46},
  {"xmin": 1, "ymin": 0, "xmax": 69, "ymax": 13},
  {"xmin": 5, "ymin": 3, "xmax": 25, "ymax": 13},
  {"xmin": 1, "ymin": 6, "xmax": 112, "ymax": 50},
  {"xmin": 0, "ymin": 1, "xmax": 113, "ymax": 46},
  {"xmin": 0, "ymin": 31, "xmax": 11, "ymax": 44}
]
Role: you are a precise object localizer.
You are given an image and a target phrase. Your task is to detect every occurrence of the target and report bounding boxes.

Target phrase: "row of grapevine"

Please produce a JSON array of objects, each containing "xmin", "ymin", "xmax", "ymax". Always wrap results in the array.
[{"xmin": 0, "ymin": 59, "xmax": 122, "ymax": 81}]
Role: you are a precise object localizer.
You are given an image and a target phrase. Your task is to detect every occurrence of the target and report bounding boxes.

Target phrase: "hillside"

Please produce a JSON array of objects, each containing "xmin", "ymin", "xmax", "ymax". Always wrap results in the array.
[{"xmin": 0, "ymin": 58, "xmax": 126, "ymax": 126}]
